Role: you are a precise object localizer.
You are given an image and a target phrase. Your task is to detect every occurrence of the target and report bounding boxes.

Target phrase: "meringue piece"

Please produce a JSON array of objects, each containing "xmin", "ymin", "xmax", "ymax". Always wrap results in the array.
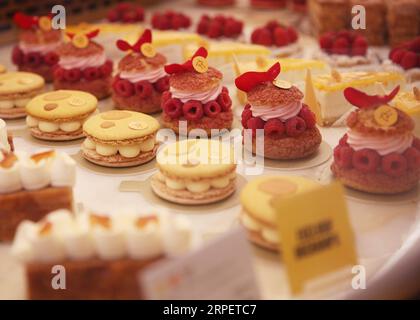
[
  {"xmin": 162, "ymin": 216, "xmax": 192, "ymax": 256},
  {"xmin": 261, "ymin": 227, "xmax": 280, "ymax": 244},
  {"xmin": 50, "ymin": 152, "xmax": 76, "ymax": 187},
  {"xmin": 211, "ymin": 176, "xmax": 230, "ymax": 189},
  {"xmin": 140, "ymin": 138, "xmax": 155, "ymax": 152},
  {"xmin": 0, "ymin": 100, "xmax": 14, "ymax": 109},
  {"xmin": 83, "ymin": 138, "xmax": 96, "ymax": 150},
  {"xmin": 126, "ymin": 224, "xmax": 163, "ymax": 259},
  {"xmin": 62, "ymin": 227, "xmax": 95, "ymax": 260},
  {"xmin": 30, "ymin": 228, "xmax": 66, "ymax": 263},
  {"xmin": 59, "ymin": 121, "xmax": 81, "ymax": 132},
  {"xmin": 45, "ymin": 209, "xmax": 75, "ymax": 233},
  {"xmin": 19, "ymin": 156, "xmax": 51, "ymax": 190},
  {"xmin": 0, "ymin": 162, "xmax": 22, "ymax": 193},
  {"xmin": 11, "ymin": 221, "xmax": 38, "ymax": 262},
  {"xmin": 14, "ymin": 98, "xmax": 31, "ymax": 108},
  {"xmin": 96, "ymin": 144, "xmax": 118, "ymax": 156},
  {"xmin": 38, "ymin": 121, "xmax": 59, "ymax": 133},
  {"xmin": 92, "ymin": 228, "xmax": 126, "ymax": 260},
  {"xmin": 186, "ymin": 181, "xmax": 210, "ymax": 193},
  {"xmin": 166, "ymin": 178, "xmax": 185, "ymax": 190},
  {"xmin": 119, "ymin": 145, "xmax": 141, "ymax": 158},
  {"xmin": 26, "ymin": 115, "xmax": 39, "ymax": 128}
]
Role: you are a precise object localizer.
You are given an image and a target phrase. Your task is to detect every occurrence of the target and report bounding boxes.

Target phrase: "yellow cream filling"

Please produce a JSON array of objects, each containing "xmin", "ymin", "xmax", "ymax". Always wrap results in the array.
[
  {"xmin": 26, "ymin": 116, "xmax": 82, "ymax": 133},
  {"xmin": 240, "ymin": 210, "xmax": 280, "ymax": 245},
  {"xmin": 83, "ymin": 137, "xmax": 156, "ymax": 158},
  {"xmin": 0, "ymin": 98, "xmax": 31, "ymax": 109},
  {"xmin": 158, "ymin": 170, "xmax": 236, "ymax": 193}
]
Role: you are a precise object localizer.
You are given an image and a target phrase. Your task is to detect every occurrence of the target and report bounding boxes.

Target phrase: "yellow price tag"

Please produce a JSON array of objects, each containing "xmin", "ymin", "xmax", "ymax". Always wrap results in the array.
[
  {"xmin": 141, "ymin": 43, "xmax": 156, "ymax": 58},
  {"xmin": 72, "ymin": 34, "xmax": 89, "ymax": 49},
  {"xmin": 374, "ymin": 105, "xmax": 398, "ymax": 127},
  {"xmin": 192, "ymin": 56, "xmax": 208, "ymax": 73}
]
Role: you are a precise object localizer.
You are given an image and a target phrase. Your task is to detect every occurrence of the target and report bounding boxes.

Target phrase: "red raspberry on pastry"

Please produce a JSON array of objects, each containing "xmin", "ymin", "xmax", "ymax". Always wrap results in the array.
[
  {"xmin": 400, "ymin": 51, "xmax": 418, "ymax": 70},
  {"xmin": 217, "ymin": 92, "xmax": 232, "ymax": 111},
  {"xmin": 381, "ymin": 153, "xmax": 408, "ymax": 177},
  {"xmin": 12, "ymin": 46, "xmax": 23, "ymax": 65},
  {"xmin": 352, "ymin": 149, "xmax": 380, "ymax": 173},
  {"xmin": 298, "ymin": 105, "xmax": 316, "ymax": 129},
  {"xmin": 264, "ymin": 118, "xmax": 285, "ymax": 137},
  {"xmin": 24, "ymin": 52, "xmax": 42, "ymax": 66},
  {"xmin": 334, "ymin": 146, "xmax": 354, "ymax": 169},
  {"xmin": 413, "ymin": 137, "xmax": 420, "ymax": 150},
  {"xmin": 44, "ymin": 52, "xmax": 59, "ymax": 66},
  {"xmin": 163, "ymin": 98, "xmax": 183, "ymax": 119},
  {"xmin": 339, "ymin": 134, "xmax": 349, "ymax": 146},
  {"xmin": 53, "ymin": 67, "xmax": 65, "ymax": 81},
  {"xmin": 114, "ymin": 79, "xmax": 134, "ymax": 97},
  {"xmin": 83, "ymin": 67, "xmax": 100, "ymax": 81},
  {"xmin": 352, "ymin": 36, "xmax": 368, "ymax": 56},
  {"xmin": 183, "ymin": 100, "xmax": 204, "ymax": 121},
  {"xmin": 332, "ymin": 37, "xmax": 350, "ymax": 55},
  {"xmin": 274, "ymin": 27, "xmax": 290, "ymax": 47},
  {"xmin": 155, "ymin": 77, "xmax": 169, "ymax": 93},
  {"xmin": 285, "ymin": 116, "xmax": 306, "ymax": 137},
  {"xmin": 247, "ymin": 117, "xmax": 265, "ymax": 135},
  {"xmin": 161, "ymin": 91, "xmax": 172, "ymax": 105},
  {"xmin": 241, "ymin": 108, "xmax": 253, "ymax": 128},
  {"xmin": 207, "ymin": 21, "xmax": 223, "ymax": 38},
  {"xmin": 134, "ymin": 81, "xmax": 153, "ymax": 99},
  {"xmin": 203, "ymin": 101, "xmax": 222, "ymax": 118},
  {"xmin": 64, "ymin": 68, "xmax": 81, "ymax": 82},
  {"xmin": 403, "ymin": 147, "xmax": 420, "ymax": 170}
]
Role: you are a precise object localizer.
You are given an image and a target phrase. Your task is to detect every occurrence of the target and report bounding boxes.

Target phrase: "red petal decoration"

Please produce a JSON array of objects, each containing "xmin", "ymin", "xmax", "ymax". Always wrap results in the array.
[
  {"xmin": 132, "ymin": 29, "xmax": 152, "ymax": 52},
  {"xmin": 235, "ymin": 62, "xmax": 281, "ymax": 92},
  {"xmin": 13, "ymin": 12, "xmax": 38, "ymax": 29},
  {"xmin": 164, "ymin": 47, "xmax": 208, "ymax": 75},
  {"xmin": 116, "ymin": 40, "xmax": 132, "ymax": 52},
  {"xmin": 344, "ymin": 86, "xmax": 400, "ymax": 109},
  {"xmin": 86, "ymin": 29, "xmax": 100, "ymax": 39},
  {"xmin": 66, "ymin": 32, "xmax": 75, "ymax": 40}
]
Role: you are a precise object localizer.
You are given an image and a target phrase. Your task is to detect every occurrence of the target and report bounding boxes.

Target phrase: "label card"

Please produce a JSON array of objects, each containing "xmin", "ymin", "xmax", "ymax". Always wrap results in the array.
[
  {"xmin": 272, "ymin": 181, "xmax": 357, "ymax": 295},
  {"xmin": 139, "ymin": 227, "xmax": 260, "ymax": 300}
]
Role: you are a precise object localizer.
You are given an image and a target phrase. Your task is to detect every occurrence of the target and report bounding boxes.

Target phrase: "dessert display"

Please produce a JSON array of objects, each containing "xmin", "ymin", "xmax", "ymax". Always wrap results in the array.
[
  {"xmin": 316, "ymin": 30, "xmax": 378, "ymax": 71},
  {"xmin": 53, "ymin": 29, "xmax": 113, "ymax": 100},
  {"xmin": 162, "ymin": 47, "xmax": 234, "ymax": 135},
  {"xmin": 152, "ymin": 139, "xmax": 237, "ymax": 205},
  {"xmin": 0, "ymin": 150, "xmax": 75, "ymax": 241},
  {"xmin": 196, "ymin": 14, "xmax": 243, "ymax": 39},
  {"xmin": 112, "ymin": 29, "xmax": 168, "ymax": 114},
  {"xmin": 151, "ymin": 10, "xmax": 191, "ymax": 31},
  {"xmin": 308, "ymin": 0, "xmax": 349, "ymax": 36},
  {"xmin": 386, "ymin": 37, "xmax": 420, "ymax": 84},
  {"xmin": 12, "ymin": 13, "xmax": 62, "ymax": 82},
  {"xmin": 0, "ymin": 71, "xmax": 45, "ymax": 119},
  {"xmin": 11, "ymin": 209, "xmax": 192, "ymax": 299},
  {"xmin": 235, "ymin": 62, "xmax": 322, "ymax": 159},
  {"xmin": 106, "ymin": 2, "xmax": 145, "ymax": 23},
  {"xmin": 240, "ymin": 175, "xmax": 320, "ymax": 251},
  {"xmin": 82, "ymin": 110, "xmax": 160, "ymax": 167},
  {"xmin": 305, "ymin": 69, "xmax": 406, "ymax": 126},
  {"xmin": 25, "ymin": 90, "xmax": 98, "ymax": 141},
  {"xmin": 250, "ymin": 20, "xmax": 301, "ymax": 58},
  {"xmin": 392, "ymin": 87, "xmax": 420, "ymax": 137},
  {"xmin": 332, "ymin": 86, "xmax": 420, "ymax": 194},
  {"xmin": 387, "ymin": 0, "xmax": 420, "ymax": 47}
]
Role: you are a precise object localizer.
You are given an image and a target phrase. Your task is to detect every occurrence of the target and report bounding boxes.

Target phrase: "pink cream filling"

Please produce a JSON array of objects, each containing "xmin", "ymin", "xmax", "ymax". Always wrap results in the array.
[
  {"xmin": 58, "ymin": 52, "xmax": 107, "ymax": 70},
  {"xmin": 19, "ymin": 41, "xmax": 60, "ymax": 55},
  {"xmin": 250, "ymin": 101, "xmax": 302, "ymax": 121},
  {"xmin": 170, "ymin": 84, "xmax": 222, "ymax": 104},
  {"xmin": 119, "ymin": 67, "xmax": 167, "ymax": 83}
]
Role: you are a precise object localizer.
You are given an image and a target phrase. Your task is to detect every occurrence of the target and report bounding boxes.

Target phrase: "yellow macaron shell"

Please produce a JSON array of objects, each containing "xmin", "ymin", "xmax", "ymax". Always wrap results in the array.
[
  {"xmin": 26, "ymin": 90, "xmax": 97, "ymax": 121},
  {"xmin": 83, "ymin": 110, "xmax": 160, "ymax": 141},
  {"xmin": 0, "ymin": 72, "xmax": 44, "ymax": 95},
  {"xmin": 241, "ymin": 176, "xmax": 320, "ymax": 226},
  {"xmin": 157, "ymin": 139, "xmax": 236, "ymax": 179}
]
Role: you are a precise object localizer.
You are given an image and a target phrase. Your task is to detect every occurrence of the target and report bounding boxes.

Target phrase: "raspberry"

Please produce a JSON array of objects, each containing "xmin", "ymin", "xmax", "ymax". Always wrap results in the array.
[
  {"xmin": 241, "ymin": 108, "xmax": 253, "ymax": 128},
  {"xmin": 334, "ymin": 146, "xmax": 354, "ymax": 169},
  {"xmin": 285, "ymin": 116, "xmax": 306, "ymax": 137},
  {"xmin": 264, "ymin": 118, "xmax": 285, "ymax": 137},
  {"xmin": 172, "ymin": 15, "xmax": 185, "ymax": 30},
  {"xmin": 246, "ymin": 117, "xmax": 265, "ymax": 135},
  {"xmin": 53, "ymin": 67, "xmax": 65, "ymax": 81},
  {"xmin": 286, "ymin": 27, "xmax": 298, "ymax": 43},
  {"xmin": 274, "ymin": 27, "xmax": 290, "ymax": 47},
  {"xmin": 207, "ymin": 20, "xmax": 223, "ymax": 39},
  {"xmin": 244, "ymin": 103, "xmax": 251, "ymax": 110},
  {"xmin": 63, "ymin": 68, "xmax": 81, "ymax": 82},
  {"xmin": 403, "ymin": 147, "xmax": 420, "ymax": 170},
  {"xmin": 44, "ymin": 52, "xmax": 59, "ymax": 66},
  {"xmin": 182, "ymin": 100, "xmax": 204, "ymax": 121},
  {"xmin": 217, "ymin": 92, "xmax": 232, "ymax": 111},
  {"xmin": 339, "ymin": 134, "xmax": 349, "ymax": 146},
  {"xmin": 257, "ymin": 28, "xmax": 273, "ymax": 46},
  {"xmin": 163, "ymin": 98, "xmax": 183, "ymax": 118},
  {"xmin": 319, "ymin": 34, "xmax": 334, "ymax": 53},
  {"xmin": 99, "ymin": 60, "xmax": 113, "ymax": 77},
  {"xmin": 116, "ymin": 3, "xmax": 132, "ymax": 11},
  {"xmin": 382, "ymin": 153, "xmax": 408, "ymax": 177},
  {"xmin": 409, "ymin": 37, "xmax": 420, "ymax": 53},
  {"xmin": 251, "ymin": 28, "xmax": 262, "ymax": 43},
  {"xmin": 298, "ymin": 105, "xmax": 316, "ymax": 129},
  {"xmin": 214, "ymin": 15, "xmax": 226, "ymax": 24},
  {"xmin": 413, "ymin": 137, "xmax": 420, "ymax": 151},
  {"xmin": 107, "ymin": 10, "xmax": 119, "ymax": 22},
  {"xmin": 331, "ymin": 37, "xmax": 350, "ymax": 55},
  {"xmin": 134, "ymin": 80, "xmax": 153, "ymax": 99},
  {"xmin": 135, "ymin": 8, "xmax": 145, "ymax": 22},
  {"xmin": 155, "ymin": 15, "xmax": 170, "ymax": 30},
  {"xmin": 347, "ymin": 111, "xmax": 358, "ymax": 127},
  {"xmin": 154, "ymin": 76, "xmax": 169, "ymax": 93},
  {"xmin": 114, "ymin": 79, "xmax": 134, "ymax": 97},
  {"xmin": 352, "ymin": 149, "xmax": 380, "ymax": 173},
  {"xmin": 11, "ymin": 46, "xmax": 23, "ymax": 65},
  {"xmin": 151, "ymin": 13, "xmax": 161, "ymax": 28},
  {"xmin": 224, "ymin": 19, "xmax": 239, "ymax": 38},
  {"xmin": 83, "ymin": 67, "xmax": 100, "ymax": 81},
  {"xmin": 203, "ymin": 101, "xmax": 221, "ymax": 118},
  {"xmin": 352, "ymin": 36, "xmax": 368, "ymax": 56},
  {"xmin": 337, "ymin": 30, "xmax": 353, "ymax": 41},
  {"xmin": 197, "ymin": 20, "xmax": 209, "ymax": 34},
  {"xmin": 391, "ymin": 49, "xmax": 406, "ymax": 64},
  {"xmin": 24, "ymin": 52, "xmax": 42, "ymax": 66},
  {"xmin": 232, "ymin": 20, "xmax": 243, "ymax": 35},
  {"xmin": 400, "ymin": 51, "xmax": 417, "ymax": 70},
  {"xmin": 161, "ymin": 91, "xmax": 172, "ymax": 105},
  {"xmin": 122, "ymin": 11, "xmax": 138, "ymax": 23},
  {"xmin": 222, "ymin": 86, "xmax": 229, "ymax": 95},
  {"xmin": 180, "ymin": 15, "xmax": 191, "ymax": 28},
  {"xmin": 266, "ymin": 20, "xmax": 280, "ymax": 31}
]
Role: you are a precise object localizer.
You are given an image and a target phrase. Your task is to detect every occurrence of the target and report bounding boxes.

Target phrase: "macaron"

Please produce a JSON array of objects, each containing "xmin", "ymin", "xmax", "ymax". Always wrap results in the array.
[
  {"xmin": 0, "ymin": 72, "xmax": 45, "ymax": 119},
  {"xmin": 152, "ymin": 138, "xmax": 237, "ymax": 205},
  {"xmin": 240, "ymin": 175, "xmax": 320, "ymax": 252},
  {"xmin": 26, "ymin": 90, "xmax": 98, "ymax": 141},
  {"xmin": 82, "ymin": 110, "xmax": 160, "ymax": 167}
]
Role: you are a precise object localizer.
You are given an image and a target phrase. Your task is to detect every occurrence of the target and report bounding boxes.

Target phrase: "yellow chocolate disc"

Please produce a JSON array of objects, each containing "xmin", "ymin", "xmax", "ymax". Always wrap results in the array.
[
  {"xmin": 192, "ymin": 56, "xmax": 208, "ymax": 74},
  {"xmin": 374, "ymin": 105, "xmax": 398, "ymax": 127},
  {"xmin": 141, "ymin": 43, "xmax": 156, "ymax": 58},
  {"xmin": 273, "ymin": 78, "xmax": 292, "ymax": 90},
  {"xmin": 38, "ymin": 16, "xmax": 52, "ymax": 31},
  {"xmin": 72, "ymin": 34, "xmax": 89, "ymax": 49}
]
